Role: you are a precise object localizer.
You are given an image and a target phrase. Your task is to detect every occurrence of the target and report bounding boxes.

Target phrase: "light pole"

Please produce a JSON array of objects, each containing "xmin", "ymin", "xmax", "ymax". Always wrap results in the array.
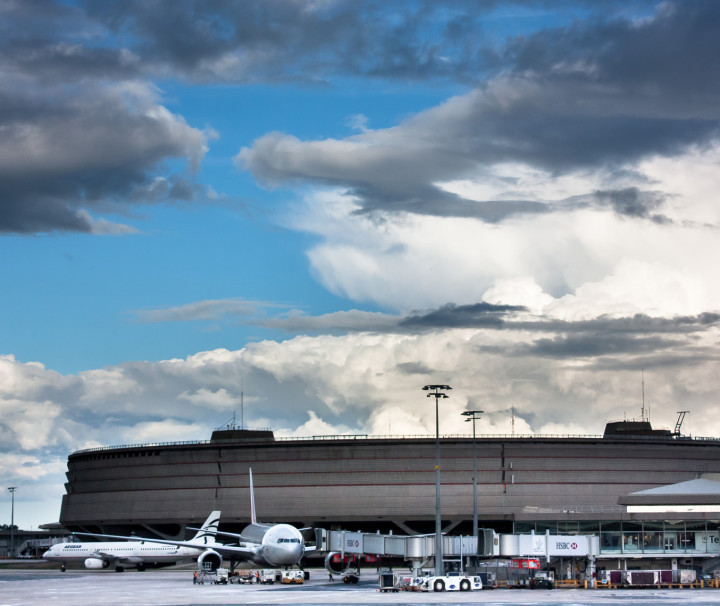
[
  {"xmin": 423, "ymin": 384, "xmax": 451, "ymax": 576},
  {"xmin": 8, "ymin": 487, "xmax": 17, "ymax": 559},
  {"xmin": 461, "ymin": 411, "xmax": 483, "ymax": 538}
]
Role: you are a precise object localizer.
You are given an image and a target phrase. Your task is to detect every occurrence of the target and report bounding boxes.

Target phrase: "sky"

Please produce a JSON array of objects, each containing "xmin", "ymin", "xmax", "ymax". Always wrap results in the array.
[{"xmin": 1, "ymin": 0, "xmax": 720, "ymax": 529}]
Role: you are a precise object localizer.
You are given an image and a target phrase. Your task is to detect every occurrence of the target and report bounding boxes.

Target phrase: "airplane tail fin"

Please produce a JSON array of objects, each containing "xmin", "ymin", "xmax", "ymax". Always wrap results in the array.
[
  {"xmin": 249, "ymin": 468, "xmax": 257, "ymax": 524},
  {"xmin": 188, "ymin": 510, "xmax": 220, "ymax": 545}
]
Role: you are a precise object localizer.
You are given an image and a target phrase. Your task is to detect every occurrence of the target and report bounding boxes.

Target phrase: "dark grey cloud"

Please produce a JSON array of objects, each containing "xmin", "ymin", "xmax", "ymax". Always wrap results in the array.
[
  {"xmin": 0, "ymin": 1, "xmax": 139, "ymax": 82},
  {"xmin": 399, "ymin": 308, "xmax": 720, "ymax": 339},
  {"xmin": 5, "ymin": 1, "xmax": 638, "ymax": 87},
  {"xmin": 1, "ymin": 41, "xmax": 140, "ymax": 84},
  {"xmin": 472, "ymin": 312, "xmax": 720, "ymax": 367},
  {"xmin": 246, "ymin": 302, "xmax": 526, "ymax": 334},
  {"xmin": 355, "ymin": 186, "xmax": 669, "ymax": 222},
  {"xmin": 505, "ymin": 1, "xmax": 720, "ymax": 119},
  {"xmin": 0, "ymin": 196, "xmax": 95, "ymax": 234},
  {"xmin": 0, "ymin": 77, "xmax": 210, "ymax": 234},
  {"xmin": 519, "ymin": 313, "xmax": 720, "ymax": 336},
  {"xmin": 395, "ymin": 362, "xmax": 435, "ymax": 376},
  {"xmin": 582, "ymin": 188, "xmax": 667, "ymax": 220},
  {"xmin": 77, "ymin": 0, "xmax": 663, "ymax": 86},
  {"xmin": 352, "ymin": 184, "xmax": 551, "ymax": 222},
  {"xmin": 400, "ymin": 302, "xmax": 526, "ymax": 329},
  {"xmin": 143, "ymin": 296, "xmax": 720, "ymax": 341},
  {"xmin": 81, "ymin": 0, "xmax": 503, "ymax": 83},
  {"xmin": 522, "ymin": 333, "xmax": 682, "ymax": 358},
  {"xmin": 238, "ymin": 1, "xmax": 720, "ymax": 219}
]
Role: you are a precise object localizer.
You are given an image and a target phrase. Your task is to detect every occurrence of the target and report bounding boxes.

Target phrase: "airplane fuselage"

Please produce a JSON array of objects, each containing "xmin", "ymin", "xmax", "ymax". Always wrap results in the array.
[{"xmin": 44, "ymin": 540, "xmax": 203, "ymax": 568}]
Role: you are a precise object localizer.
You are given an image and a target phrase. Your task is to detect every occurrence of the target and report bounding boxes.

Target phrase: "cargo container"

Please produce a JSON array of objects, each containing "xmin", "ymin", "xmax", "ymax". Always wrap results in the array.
[{"xmin": 600, "ymin": 569, "xmax": 697, "ymax": 587}]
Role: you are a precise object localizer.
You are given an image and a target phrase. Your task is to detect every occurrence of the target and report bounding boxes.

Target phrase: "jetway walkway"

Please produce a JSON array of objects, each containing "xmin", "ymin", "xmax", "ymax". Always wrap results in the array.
[{"xmin": 317, "ymin": 528, "xmax": 599, "ymax": 576}]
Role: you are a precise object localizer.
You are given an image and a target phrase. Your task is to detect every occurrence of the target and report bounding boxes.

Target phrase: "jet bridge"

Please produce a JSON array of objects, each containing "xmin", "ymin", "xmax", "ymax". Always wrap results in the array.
[{"xmin": 317, "ymin": 528, "xmax": 598, "ymax": 577}]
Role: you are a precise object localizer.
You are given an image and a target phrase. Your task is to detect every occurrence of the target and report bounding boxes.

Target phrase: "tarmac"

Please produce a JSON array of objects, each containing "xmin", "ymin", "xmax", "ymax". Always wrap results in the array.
[{"xmin": 2, "ymin": 566, "xmax": 720, "ymax": 606}]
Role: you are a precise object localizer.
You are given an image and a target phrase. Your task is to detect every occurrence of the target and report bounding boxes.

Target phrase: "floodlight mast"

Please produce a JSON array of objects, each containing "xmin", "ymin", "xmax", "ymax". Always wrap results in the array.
[
  {"xmin": 422, "ymin": 384, "xmax": 451, "ymax": 576},
  {"xmin": 462, "ymin": 410, "xmax": 484, "ymax": 538},
  {"xmin": 8, "ymin": 487, "xmax": 17, "ymax": 558}
]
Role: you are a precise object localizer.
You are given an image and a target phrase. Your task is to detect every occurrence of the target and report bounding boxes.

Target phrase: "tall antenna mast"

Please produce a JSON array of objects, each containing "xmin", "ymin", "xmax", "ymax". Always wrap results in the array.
[
  {"xmin": 511, "ymin": 406, "xmax": 515, "ymax": 436},
  {"xmin": 641, "ymin": 368, "xmax": 646, "ymax": 422}
]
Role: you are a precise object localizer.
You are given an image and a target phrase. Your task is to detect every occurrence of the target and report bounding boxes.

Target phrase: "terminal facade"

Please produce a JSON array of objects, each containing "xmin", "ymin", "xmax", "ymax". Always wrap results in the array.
[{"xmin": 60, "ymin": 423, "xmax": 720, "ymax": 569}]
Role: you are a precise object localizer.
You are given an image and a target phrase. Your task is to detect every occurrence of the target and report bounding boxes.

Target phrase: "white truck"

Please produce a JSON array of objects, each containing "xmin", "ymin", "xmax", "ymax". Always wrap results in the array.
[
  {"xmin": 258, "ymin": 569, "xmax": 281, "ymax": 584},
  {"xmin": 214, "ymin": 568, "xmax": 229, "ymax": 585},
  {"xmin": 419, "ymin": 573, "xmax": 483, "ymax": 592}
]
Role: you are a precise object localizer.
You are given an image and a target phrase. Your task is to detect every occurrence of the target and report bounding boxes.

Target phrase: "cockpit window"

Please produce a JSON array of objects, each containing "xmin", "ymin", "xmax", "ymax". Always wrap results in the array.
[{"xmin": 276, "ymin": 538, "xmax": 301, "ymax": 543}]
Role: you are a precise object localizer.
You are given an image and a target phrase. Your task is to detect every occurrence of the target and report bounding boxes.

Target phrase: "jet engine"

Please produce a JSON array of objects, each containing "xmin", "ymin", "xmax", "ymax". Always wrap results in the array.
[
  {"xmin": 324, "ymin": 552, "xmax": 351, "ymax": 574},
  {"xmin": 197, "ymin": 549, "xmax": 222, "ymax": 572},
  {"xmin": 84, "ymin": 558, "xmax": 109, "ymax": 569}
]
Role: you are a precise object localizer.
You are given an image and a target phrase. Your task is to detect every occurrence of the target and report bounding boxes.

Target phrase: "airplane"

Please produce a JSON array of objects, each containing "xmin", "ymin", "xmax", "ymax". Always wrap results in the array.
[
  {"xmin": 44, "ymin": 511, "xmax": 221, "ymax": 572},
  {"xmin": 186, "ymin": 469, "xmax": 312, "ymax": 569},
  {"xmin": 64, "ymin": 469, "xmax": 313, "ymax": 572}
]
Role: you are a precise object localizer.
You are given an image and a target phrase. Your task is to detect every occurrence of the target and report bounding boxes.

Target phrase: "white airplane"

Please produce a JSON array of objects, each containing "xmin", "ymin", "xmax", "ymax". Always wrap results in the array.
[
  {"xmin": 44, "ymin": 511, "xmax": 221, "ymax": 572},
  {"xmin": 62, "ymin": 469, "xmax": 312, "ymax": 572},
  {"xmin": 186, "ymin": 469, "xmax": 311, "ymax": 569}
]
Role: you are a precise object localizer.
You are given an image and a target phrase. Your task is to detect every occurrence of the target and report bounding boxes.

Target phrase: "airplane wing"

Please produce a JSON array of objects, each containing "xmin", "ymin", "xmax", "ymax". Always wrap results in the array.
[
  {"xmin": 187, "ymin": 528, "xmax": 243, "ymax": 541},
  {"xmin": 74, "ymin": 532, "xmax": 259, "ymax": 561},
  {"xmin": 208, "ymin": 544, "xmax": 258, "ymax": 560}
]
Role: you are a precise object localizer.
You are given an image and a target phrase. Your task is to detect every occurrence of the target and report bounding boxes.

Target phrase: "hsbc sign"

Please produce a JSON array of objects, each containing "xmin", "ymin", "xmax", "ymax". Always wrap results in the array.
[
  {"xmin": 549, "ymin": 536, "xmax": 588, "ymax": 556},
  {"xmin": 511, "ymin": 534, "xmax": 594, "ymax": 557},
  {"xmin": 342, "ymin": 532, "xmax": 364, "ymax": 554}
]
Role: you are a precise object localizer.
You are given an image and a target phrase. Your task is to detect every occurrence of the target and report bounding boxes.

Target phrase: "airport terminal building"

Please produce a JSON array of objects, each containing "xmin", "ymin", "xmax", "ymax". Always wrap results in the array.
[{"xmin": 60, "ymin": 421, "xmax": 720, "ymax": 565}]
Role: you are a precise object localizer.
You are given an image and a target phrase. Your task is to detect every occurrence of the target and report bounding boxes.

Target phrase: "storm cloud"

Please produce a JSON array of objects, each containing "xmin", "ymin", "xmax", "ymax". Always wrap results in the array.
[
  {"xmin": 0, "ymin": 77, "xmax": 211, "ymax": 233},
  {"xmin": 4, "ymin": 1, "xmax": 718, "ymax": 232},
  {"xmin": 238, "ymin": 1, "xmax": 720, "ymax": 219}
]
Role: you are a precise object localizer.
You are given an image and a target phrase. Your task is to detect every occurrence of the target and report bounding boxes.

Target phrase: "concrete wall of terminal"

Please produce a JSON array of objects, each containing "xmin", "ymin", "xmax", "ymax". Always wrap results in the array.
[{"xmin": 59, "ymin": 434, "xmax": 720, "ymax": 537}]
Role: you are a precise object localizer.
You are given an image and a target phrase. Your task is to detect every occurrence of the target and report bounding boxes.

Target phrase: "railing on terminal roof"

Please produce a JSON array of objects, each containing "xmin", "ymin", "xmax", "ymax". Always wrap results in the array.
[{"xmin": 69, "ymin": 431, "xmax": 720, "ymax": 456}]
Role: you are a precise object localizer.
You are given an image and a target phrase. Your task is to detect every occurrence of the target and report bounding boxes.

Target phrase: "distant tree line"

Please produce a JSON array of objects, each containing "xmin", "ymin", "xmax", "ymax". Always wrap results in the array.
[{"xmin": 0, "ymin": 524, "xmax": 19, "ymax": 531}]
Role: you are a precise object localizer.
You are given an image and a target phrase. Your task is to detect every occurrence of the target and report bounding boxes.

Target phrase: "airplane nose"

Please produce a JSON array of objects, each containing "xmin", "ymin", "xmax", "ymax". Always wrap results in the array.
[
  {"xmin": 282, "ymin": 542, "xmax": 302, "ymax": 559},
  {"xmin": 268, "ymin": 542, "xmax": 303, "ymax": 566},
  {"xmin": 292, "ymin": 543, "xmax": 304, "ymax": 560}
]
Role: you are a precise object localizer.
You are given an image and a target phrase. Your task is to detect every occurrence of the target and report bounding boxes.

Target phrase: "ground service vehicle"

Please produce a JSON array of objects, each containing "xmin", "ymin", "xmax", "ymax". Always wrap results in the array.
[
  {"xmin": 419, "ymin": 574, "xmax": 483, "ymax": 592},
  {"xmin": 529, "ymin": 571, "xmax": 554, "ymax": 589},
  {"xmin": 259, "ymin": 569, "xmax": 281, "ymax": 584},
  {"xmin": 474, "ymin": 570, "xmax": 497, "ymax": 588},
  {"xmin": 214, "ymin": 568, "xmax": 229, "ymax": 584},
  {"xmin": 379, "ymin": 573, "xmax": 422, "ymax": 592}
]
